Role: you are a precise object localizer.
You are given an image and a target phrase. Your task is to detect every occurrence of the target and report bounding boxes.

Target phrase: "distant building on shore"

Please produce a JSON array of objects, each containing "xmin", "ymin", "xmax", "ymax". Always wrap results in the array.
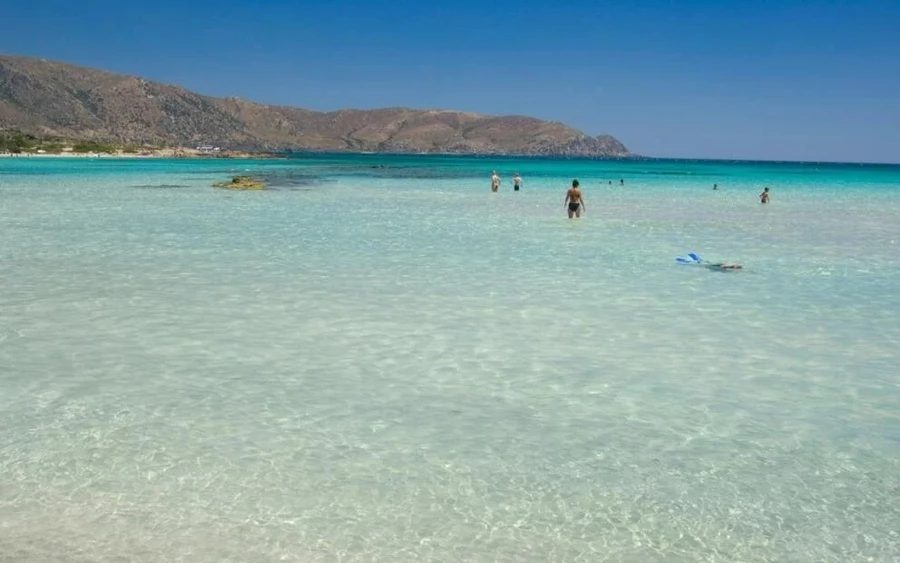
[{"xmin": 196, "ymin": 144, "xmax": 221, "ymax": 153}]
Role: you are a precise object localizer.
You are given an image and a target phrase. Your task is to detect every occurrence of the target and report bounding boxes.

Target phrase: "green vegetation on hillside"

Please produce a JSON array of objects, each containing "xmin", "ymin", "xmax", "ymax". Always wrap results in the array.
[
  {"xmin": 0, "ymin": 129, "xmax": 149, "ymax": 154},
  {"xmin": 0, "ymin": 131, "xmax": 39, "ymax": 153},
  {"xmin": 71, "ymin": 140, "xmax": 119, "ymax": 153}
]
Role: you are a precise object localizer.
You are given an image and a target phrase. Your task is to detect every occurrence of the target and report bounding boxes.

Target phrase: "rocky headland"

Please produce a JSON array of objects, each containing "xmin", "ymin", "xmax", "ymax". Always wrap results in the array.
[{"xmin": 1, "ymin": 54, "xmax": 630, "ymax": 157}]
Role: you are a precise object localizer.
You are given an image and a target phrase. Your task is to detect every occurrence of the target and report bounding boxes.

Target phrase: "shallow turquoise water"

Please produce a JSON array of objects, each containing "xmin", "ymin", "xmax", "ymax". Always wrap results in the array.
[{"xmin": 1, "ymin": 156, "xmax": 899, "ymax": 562}]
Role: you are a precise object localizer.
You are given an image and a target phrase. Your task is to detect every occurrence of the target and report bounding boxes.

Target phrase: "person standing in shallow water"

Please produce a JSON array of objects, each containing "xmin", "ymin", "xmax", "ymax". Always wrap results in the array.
[
  {"xmin": 513, "ymin": 173, "xmax": 522, "ymax": 191},
  {"xmin": 760, "ymin": 186, "xmax": 770, "ymax": 203},
  {"xmin": 490, "ymin": 171, "xmax": 500, "ymax": 192},
  {"xmin": 565, "ymin": 179, "xmax": 585, "ymax": 218}
]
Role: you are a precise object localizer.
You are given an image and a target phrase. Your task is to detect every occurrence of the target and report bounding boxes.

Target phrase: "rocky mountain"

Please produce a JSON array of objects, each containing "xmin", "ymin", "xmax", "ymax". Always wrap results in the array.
[{"xmin": 0, "ymin": 54, "xmax": 630, "ymax": 157}]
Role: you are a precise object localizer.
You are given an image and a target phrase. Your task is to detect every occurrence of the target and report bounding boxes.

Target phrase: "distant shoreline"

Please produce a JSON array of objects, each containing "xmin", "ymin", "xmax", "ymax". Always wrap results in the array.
[
  {"xmin": 0, "ymin": 148, "xmax": 640, "ymax": 161},
  {"xmin": 0, "ymin": 149, "xmax": 636, "ymax": 161},
  {"xmin": 3, "ymin": 150, "xmax": 897, "ymax": 167},
  {"xmin": 0, "ymin": 148, "xmax": 284, "ymax": 159}
]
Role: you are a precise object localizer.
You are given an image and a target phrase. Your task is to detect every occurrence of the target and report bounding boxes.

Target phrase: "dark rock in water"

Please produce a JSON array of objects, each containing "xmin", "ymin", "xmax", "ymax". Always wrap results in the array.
[
  {"xmin": 252, "ymin": 170, "xmax": 320, "ymax": 188},
  {"xmin": 213, "ymin": 175, "xmax": 265, "ymax": 190}
]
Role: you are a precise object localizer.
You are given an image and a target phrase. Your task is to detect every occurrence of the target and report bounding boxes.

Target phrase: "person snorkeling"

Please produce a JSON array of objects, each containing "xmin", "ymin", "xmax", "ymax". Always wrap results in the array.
[
  {"xmin": 677, "ymin": 253, "xmax": 742, "ymax": 271},
  {"xmin": 705, "ymin": 263, "xmax": 742, "ymax": 271}
]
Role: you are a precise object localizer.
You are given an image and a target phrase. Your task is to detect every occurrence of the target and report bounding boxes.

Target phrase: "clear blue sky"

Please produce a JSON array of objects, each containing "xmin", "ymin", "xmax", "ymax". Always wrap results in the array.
[{"xmin": 3, "ymin": 0, "xmax": 899, "ymax": 163}]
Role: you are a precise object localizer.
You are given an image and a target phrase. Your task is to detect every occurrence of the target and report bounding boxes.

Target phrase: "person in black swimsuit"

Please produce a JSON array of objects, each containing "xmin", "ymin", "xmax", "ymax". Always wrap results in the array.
[{"xmin": 564, "ymin": 179, "xmax": 585, "ymax": 218}]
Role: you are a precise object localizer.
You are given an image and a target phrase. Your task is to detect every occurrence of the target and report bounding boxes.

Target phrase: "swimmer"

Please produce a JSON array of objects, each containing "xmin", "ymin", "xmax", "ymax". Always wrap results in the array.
[
  {"xmin": 760, "ymin": 186, "xmax": 770, "ymax": 203},
  {"xmin": 564, "ymin": 179, "xmax": 585, "ymax": 218},
  {"xmin": 513, "ymin": 173, "xmax": 522, "ymax": 191},
  {"xmin": 713, "ymin": 183, "xmax": 718, "ymax": 190},
  {"xmin": 491, "ymin": 171, "xmax": 500, "ymax": 192}
]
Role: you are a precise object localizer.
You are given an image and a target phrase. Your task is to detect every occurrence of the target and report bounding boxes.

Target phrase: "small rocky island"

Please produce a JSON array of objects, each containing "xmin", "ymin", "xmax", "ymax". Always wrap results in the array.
[{"xmin": 213, "ymin": 176, "xmax": 266, "ymax": 190}]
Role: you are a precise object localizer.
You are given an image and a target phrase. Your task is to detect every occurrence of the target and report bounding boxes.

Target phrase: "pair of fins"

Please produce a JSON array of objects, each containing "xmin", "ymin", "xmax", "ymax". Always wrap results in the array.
[{"xmin": 675, "ymin": 253, "xmax": 703, "ymax": 264}]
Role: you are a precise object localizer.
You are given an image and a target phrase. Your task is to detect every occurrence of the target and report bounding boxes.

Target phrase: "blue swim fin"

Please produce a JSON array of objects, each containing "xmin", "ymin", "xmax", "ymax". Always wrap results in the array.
[{"xmin": 688, "ymin": 252, "xmax": 703, "ymax": 263}]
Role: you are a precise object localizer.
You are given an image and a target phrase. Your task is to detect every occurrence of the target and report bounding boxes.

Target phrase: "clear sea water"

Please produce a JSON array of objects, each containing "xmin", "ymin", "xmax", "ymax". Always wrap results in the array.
[{"xmin": 1, "ymin": 155, "xmax": 898, "ymax": 562}]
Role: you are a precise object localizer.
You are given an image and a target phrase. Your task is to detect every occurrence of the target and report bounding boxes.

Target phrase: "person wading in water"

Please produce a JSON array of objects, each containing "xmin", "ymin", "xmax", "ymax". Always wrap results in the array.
[{"xmin": 564, "ymin": 179, "xmax": 585, "ymax": 218}]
